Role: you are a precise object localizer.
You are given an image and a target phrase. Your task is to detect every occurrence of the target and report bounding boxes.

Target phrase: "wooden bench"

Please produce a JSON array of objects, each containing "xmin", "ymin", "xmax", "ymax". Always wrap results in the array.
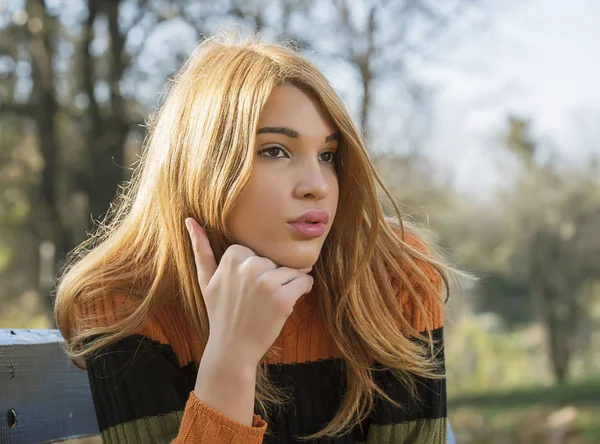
[{"xmin": 0, "ymin": 329, "xmax": 99, "ymax": 443}]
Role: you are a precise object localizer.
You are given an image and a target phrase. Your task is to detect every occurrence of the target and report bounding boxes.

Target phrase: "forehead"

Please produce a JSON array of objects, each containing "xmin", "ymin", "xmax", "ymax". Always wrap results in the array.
[{"xmin": 258, "ymin": 84, "xmax": 337, "ymax": 136}]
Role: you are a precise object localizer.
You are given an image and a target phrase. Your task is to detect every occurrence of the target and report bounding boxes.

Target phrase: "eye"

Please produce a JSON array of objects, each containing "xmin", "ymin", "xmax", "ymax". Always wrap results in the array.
[
  {"xmin": 320, "ymin": 151, "xmax": 337, "ymax": 164},
  {"xmin": 258, "ymin": 145, "xmax": 289, "ymax": 158}
]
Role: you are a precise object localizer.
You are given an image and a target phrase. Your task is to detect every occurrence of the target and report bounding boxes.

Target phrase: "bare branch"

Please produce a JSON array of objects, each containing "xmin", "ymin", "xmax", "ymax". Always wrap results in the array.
[{"xmin": 106, "ymin": 1, "xmax": 129, "ymax": 124}]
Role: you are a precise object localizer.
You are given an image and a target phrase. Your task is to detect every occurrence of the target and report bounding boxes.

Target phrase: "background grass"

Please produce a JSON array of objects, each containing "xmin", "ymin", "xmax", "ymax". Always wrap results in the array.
[{"xmin": 448, "ymin": 376, "xmax": 600, "ymax": 443}]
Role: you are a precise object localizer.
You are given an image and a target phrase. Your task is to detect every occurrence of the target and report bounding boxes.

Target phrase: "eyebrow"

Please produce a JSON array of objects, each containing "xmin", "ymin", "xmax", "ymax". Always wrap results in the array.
[{"xmin": 257, "ymin": 126, "xmax": 340, "ymax": 143}]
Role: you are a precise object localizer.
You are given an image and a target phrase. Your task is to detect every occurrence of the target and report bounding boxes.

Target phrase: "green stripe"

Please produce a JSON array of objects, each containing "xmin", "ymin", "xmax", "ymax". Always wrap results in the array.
[
  {"xmin": 100, "ymin": 411, "xmax": 446, "ymax": 443},
  {"xmin": 361, "ymin": 417, "xmax": 447, "ymax": 444},
  {"xmin": 101, "ymin": 410, "xmax": 184, "ymax": 444}
]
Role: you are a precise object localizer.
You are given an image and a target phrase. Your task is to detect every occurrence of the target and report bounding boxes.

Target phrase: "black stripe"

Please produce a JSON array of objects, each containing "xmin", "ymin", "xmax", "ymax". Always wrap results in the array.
[
  {"xmin": 369, "ymin": 327, "xmax": 447, "ymax": 426},
  {"xmin": 260, "ymin": 327, "xmax": 446, "ymax": 440},
  {"xmin": 85, "ymin": 335, "xmax": 197, "ymax": 432},
  {"xmin": 261, "ymin": 357, "xmax": 359, "ymax": 442}
]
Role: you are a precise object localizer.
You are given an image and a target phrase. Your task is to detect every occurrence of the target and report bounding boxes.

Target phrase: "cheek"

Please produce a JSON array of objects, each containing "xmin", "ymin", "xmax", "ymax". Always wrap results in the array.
[
  {"xmin": 251, "ymin": 178, "xmax": 286, "ymax": 210},
  {"xmin": 232, "ymin": 177, "xmax": 285, "ymax": 223},
  {"xmin": 329, "ymin": 175, "xmax": 340, "ymax": 205}
]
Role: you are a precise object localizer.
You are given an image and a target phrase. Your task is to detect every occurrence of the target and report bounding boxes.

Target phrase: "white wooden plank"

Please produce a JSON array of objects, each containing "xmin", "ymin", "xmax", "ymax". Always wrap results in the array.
[{"xmin": 0, "ymin": 329, "xmax": 99, "ymax": 443}]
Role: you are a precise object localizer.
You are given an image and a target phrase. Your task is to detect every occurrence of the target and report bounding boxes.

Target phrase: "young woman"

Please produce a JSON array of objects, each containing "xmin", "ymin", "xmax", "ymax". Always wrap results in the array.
[{"xmin": 54, "ymin": 32, "xmax": 458, "ymax": 443}]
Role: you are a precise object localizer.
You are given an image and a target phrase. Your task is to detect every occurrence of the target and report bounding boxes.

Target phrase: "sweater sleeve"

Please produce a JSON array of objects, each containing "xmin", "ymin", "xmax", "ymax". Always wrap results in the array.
[{"xmin": 85, "ymin": 334, "xmax": 266, "ymax": 443}]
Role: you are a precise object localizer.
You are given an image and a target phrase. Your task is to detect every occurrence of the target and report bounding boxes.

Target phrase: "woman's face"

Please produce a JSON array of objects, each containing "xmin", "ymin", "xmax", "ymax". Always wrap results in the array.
[{"xmin": 226, "ymin": 84, "xmax": 340, "ymax": 270}]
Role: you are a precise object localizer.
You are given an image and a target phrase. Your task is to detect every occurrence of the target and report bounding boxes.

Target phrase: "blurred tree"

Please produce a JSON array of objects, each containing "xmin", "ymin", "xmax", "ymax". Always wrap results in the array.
[
  {"xmin": 0, "ymin": 0, "xmax": 169, "ymax": 318},
  {"xmin": 374, "ymin": 116, "xmax": 600, "ymax": 383},
  {"xmin": 323, "ymin": 0, "xmax": 483, "ymax": 143},
  {"xmin": 500, "ymin": 117, "xmax": 600, "ymax": 381}
]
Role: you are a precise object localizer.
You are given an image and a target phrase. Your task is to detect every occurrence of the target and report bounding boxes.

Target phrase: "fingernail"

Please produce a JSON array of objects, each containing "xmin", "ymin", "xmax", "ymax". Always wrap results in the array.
[{"xmin": 185, "ymin": 219, "xmax": 191, "ymax": 234}]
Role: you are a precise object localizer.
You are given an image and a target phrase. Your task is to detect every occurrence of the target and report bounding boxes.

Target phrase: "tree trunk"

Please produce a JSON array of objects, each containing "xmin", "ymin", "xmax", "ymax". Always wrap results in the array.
[
  {"xmin": 27, "ymin": 0, "xmax": 74, "ymax": 321},
  {"xmin": 541, "ymin": 290, "xmax": 571, "ymax": 382},
  {"xmin": 84, "ymin": 0, "xmax": 130, "ymax": 224},
  {"xmin": 530, "ymin": 231, "xmax": 573, "ymax": 383}
]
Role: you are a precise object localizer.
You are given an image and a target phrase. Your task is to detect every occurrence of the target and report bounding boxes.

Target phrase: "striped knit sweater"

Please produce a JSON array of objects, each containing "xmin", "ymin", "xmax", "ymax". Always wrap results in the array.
[{"xmin": 81, "ymin": 235, "xmax": 447, "ymax": 443}]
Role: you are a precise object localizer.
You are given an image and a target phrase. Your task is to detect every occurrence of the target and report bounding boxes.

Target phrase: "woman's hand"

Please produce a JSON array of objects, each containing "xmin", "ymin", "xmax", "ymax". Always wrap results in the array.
[{"xmin": 185, "ymin": 217, "xmax": 314, "ymax": 367}]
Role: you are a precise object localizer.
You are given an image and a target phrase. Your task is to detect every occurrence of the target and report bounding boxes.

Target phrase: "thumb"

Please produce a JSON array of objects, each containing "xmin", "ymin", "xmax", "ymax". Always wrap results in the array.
[{"xmin": 185, "ymin": 217, "xmax": 217, "ymax": 291}]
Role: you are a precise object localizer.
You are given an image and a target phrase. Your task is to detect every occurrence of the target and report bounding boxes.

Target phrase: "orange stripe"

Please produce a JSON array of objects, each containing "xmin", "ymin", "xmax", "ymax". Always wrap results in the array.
[{"xmin": 78, "ymin": 231, "xmax": 442, "ymax": 368}]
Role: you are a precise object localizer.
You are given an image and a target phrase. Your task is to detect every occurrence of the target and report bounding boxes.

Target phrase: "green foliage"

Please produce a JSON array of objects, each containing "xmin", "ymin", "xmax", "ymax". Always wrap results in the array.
[
  {"xmin": 475, "ymin": 272, "xmax": 532, "ymax": 326},
  {"xmin": 445, "ymin": 311, "xmax": 600, "ymax": 395},
  {"xmin": 0, "ymin": 290, "xmax": 53, "ymax": 329},
  {"xmin": 446, "ymin": 314, "xmax": 551, "ymax": 394}
]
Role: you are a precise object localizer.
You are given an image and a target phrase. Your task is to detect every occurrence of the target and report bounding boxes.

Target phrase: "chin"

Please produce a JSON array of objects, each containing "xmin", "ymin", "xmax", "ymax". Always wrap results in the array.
[
  {"xmin": 259, "ymin": 238, "xmax": 323, "ymax": 270},
  {"xmin": 278, "ymin": 258, "xmax": 316, "ymax": 270},
  {"xmin": 273, "ymin": 251, "xmax": 318, "ymax": 270}
]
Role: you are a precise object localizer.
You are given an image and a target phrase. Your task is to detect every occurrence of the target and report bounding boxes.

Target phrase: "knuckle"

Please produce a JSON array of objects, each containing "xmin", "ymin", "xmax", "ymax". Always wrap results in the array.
[
  {"xmin": 242, "ymin": 256, "xmax": 271, "ymax": 274},
  {"xmin": 225, "ymin": 244, "xmax": 254, "ymax": 262},
  {"xmin": 256, "ymin": 274, "xmax": 278, "ymax": 292},
  {"xmin": 222, "ymin": 245, "xmax": 242, "ymax": 263},
  {"xmin": 230, "ymin": 244, "xmax": 246, "ymax": 255},
  {"xmin": 223, "ymin": 244, "xmax": 238, "ymax": 257}
]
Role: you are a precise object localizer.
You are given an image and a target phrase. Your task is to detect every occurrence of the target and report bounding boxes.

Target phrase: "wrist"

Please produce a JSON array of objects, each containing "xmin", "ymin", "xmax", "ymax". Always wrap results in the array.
[
  {"xmin": 200, "ymin": 341, "xmax": 258, "ymax": 379},
  {"xmin": 194, "ymin": 341, "xmax": 259, "ymax": 427},
  {"xmin": 195, "ymin": 346, "xmax": 258, "ymax": 403},
  {"xmin": 203, "ymin": 338, "xmax": 260, "ymax": 371}
]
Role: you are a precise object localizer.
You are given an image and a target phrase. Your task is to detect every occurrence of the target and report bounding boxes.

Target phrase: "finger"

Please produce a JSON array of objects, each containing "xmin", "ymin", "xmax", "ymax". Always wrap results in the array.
[
  {"xmin": 185, "ymin": 217, "xmax": 217, "ymax": 291},
  {"xmin": 264, "ymin": 266, "xmax": 313, "ymax": 286},
  {"xmin": 279, "ymin": 274, "xmax": 314, "ymax": 306}
]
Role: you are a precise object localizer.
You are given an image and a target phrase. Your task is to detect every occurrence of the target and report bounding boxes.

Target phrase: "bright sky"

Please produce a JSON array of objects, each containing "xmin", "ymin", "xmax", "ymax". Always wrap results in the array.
[{"xmin": 412, "ymin": 0, "xmax": 600, "ymax": 195}]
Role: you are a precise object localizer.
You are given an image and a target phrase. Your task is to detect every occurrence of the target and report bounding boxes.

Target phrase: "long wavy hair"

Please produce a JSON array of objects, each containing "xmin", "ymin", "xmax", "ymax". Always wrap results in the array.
[{"xmin": 54, "ymin": 31, "xmax": 460, "ymax": 440}]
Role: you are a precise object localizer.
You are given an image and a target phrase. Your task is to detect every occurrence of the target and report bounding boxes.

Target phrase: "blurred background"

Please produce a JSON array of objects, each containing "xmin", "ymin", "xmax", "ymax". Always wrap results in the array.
[{"xmin": 1, "ymin": 0, "xmax": 599, "ymax": 443}]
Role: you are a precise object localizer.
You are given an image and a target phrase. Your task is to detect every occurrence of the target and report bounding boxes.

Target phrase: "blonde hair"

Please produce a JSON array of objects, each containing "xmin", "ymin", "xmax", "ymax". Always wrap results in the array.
[{"xmin": 54, "ymin": 31, "xmax": 459, "ymax": 440}]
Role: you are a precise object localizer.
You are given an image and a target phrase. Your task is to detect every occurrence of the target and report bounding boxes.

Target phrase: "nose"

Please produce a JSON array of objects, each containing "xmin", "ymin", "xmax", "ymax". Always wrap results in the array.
[{"xmin": 292, "ymin": 157, "xmax": 331, "ymax": 200}]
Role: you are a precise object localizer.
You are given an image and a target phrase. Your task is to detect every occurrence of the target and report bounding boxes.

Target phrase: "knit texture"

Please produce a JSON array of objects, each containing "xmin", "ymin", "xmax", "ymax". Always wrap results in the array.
[{"xmin": 80, "ymin": 233, "xmax": 446, "ymax": 443}]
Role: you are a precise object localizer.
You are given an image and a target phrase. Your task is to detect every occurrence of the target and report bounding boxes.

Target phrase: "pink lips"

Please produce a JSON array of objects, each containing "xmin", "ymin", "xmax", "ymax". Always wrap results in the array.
[
  {"xmin": 288, "ymin": 209, "xmax": 329, "ymax": 238},
  {"xmin": 288, "ymin": 221, "xmax": 326, "ymax": 237}
]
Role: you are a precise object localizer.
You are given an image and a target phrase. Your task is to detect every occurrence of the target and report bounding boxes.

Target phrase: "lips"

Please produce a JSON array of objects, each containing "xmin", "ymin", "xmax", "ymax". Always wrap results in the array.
[
  {"xmin": 287, "ymin": 221, "xmax": 326, "ymax": 237},
  {"xmin": 287, "ymin": 209, "xmax": 329, "ymax": 238},
  {"xmin": 288, "ymin": 209, "xmax": 329, "ymax": 225}
]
